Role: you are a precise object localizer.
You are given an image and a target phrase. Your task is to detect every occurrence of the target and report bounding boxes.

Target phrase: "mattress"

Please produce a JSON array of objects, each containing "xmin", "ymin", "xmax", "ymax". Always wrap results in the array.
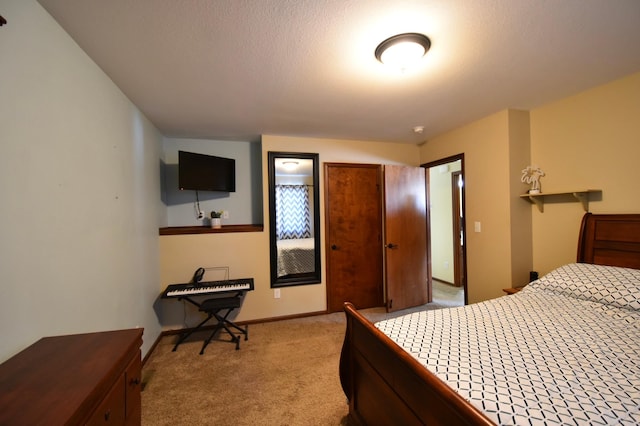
[{"xmin": 375, "ymin": 263, "xmax": 640, "ymax": 425}]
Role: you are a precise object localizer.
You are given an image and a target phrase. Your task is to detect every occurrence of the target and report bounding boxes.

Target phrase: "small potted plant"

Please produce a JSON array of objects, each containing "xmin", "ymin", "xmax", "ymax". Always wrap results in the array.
[{"xmin": 210, "ymin": 211, "xmax": 223, "ymax": 229}]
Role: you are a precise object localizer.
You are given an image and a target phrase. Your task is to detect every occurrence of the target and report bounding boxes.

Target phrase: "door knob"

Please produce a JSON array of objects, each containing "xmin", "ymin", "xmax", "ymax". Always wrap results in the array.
[
  {"xmin": 331, "ymin": 244, "xmax": 339, "ymax": 250},
  {"xmin": 385, "ymin": 243, "xmax": 398, "ymax": 249}
]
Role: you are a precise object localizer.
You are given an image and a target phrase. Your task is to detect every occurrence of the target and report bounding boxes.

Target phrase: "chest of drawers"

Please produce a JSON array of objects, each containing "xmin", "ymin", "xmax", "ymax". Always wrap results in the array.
[{"xmin": 0, "ymin": 328, "xmax": 143, "ymax": 425}]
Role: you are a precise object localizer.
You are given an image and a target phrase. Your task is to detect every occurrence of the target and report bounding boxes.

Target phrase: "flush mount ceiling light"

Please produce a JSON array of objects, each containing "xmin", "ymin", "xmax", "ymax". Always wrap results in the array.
[
  {"xmin": 375, "ymin": 33, "xmax": 431, "ymax": 71},
  {"xmin": 282, "ymin": 161, "xmax": 299, "ymax": 170}
]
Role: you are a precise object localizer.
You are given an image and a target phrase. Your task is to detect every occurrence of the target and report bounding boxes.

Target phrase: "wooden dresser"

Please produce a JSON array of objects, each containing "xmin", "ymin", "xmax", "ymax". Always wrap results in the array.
[{"xmin": 0, "ymin": 328, "xmax": 143, "ymax": 425}]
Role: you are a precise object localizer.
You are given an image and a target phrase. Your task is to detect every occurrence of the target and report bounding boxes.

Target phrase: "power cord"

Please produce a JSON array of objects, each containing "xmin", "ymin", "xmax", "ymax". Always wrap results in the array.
[{"xmin": 194, "ymin": 190, "xmax": 204, "ymax": 219}]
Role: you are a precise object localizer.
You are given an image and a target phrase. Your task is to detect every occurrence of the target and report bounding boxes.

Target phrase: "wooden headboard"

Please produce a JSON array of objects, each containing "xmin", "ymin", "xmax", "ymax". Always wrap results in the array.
[{"xmin": 577, "ymin": 213, "xmax": 640, "ymax": 269}]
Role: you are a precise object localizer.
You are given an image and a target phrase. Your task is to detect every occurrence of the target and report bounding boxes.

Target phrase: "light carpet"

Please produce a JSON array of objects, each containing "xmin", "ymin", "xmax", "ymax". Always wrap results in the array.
[{"xmin": 141, "ymin": 285, "xmax": 463, "ymax": 425}]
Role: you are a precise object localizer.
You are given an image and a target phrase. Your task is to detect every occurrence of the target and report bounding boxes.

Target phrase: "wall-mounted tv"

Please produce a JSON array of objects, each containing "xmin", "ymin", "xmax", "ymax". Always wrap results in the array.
[{"xmin": 178, "ymin": 151, "xmax": 236, "ymax": 192}]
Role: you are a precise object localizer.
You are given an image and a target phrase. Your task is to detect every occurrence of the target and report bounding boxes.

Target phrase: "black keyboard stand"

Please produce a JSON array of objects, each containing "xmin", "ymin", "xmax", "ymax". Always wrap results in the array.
[{"xmin": 171, "ymin": 291, "xmax": 248, "ymax": 354}]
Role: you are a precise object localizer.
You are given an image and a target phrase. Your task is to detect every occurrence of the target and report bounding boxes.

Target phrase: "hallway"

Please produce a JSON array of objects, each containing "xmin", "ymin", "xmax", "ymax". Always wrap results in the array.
[{"xmin": 432, "ymin": 279, "xmax": 464, "ymax": 307}]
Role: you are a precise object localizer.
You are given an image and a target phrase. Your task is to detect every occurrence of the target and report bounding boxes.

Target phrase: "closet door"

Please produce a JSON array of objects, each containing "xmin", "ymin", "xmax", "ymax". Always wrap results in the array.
[
  {"xmin": 384, "ymin": 165, "xmax": 430, "ymax": 312},
  {"xmin": 325, "ymin": 163, "xmax": 384, "ymax": 312}
]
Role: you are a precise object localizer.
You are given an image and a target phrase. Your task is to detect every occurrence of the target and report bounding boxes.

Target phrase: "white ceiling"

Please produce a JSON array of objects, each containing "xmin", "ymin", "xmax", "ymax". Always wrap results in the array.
[{"xmin": 37, "ymin": 0, "xmax": 640, "ymax": 144}]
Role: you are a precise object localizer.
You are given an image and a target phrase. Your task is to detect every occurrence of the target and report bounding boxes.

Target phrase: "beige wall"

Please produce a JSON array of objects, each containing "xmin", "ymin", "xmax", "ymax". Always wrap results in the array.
[
  {"xmin": 159, "ymin": 135, "xmax": 420, "ymax": 328},
  {"xmin": 420, "ymin": 71, "xmax": 640, "ymax": 303},
  {"xmin": 530, "ymin": 72, "xmax": 640, "ymax": 274},
  {"xmin": 161, "ymin": 72, "xmax": 640, "ymax": 323},
  {"xmin": 419, "ymin": 111, "xmax": 519, "ymax": 302},
  {"xmin": 507, "ymin": 111, "xmax": 533, "ymax": 287}
]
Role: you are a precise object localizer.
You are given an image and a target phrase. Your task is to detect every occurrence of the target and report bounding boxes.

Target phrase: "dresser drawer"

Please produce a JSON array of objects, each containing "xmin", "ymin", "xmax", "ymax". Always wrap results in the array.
[
  {"xmin": 86, "ymin": 374, "xmax": 126, "ymax": 425},
  {"xmin": 125, "ymin": 351, "xmax": 142, "ymax": 424}
]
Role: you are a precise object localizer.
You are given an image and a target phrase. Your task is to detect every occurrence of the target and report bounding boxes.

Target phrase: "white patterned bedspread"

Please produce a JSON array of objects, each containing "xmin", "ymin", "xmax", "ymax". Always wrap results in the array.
[
  {"xmin": 276, "ymin": 238, "xmax": 315, "ymax": 277},
  {"xmin": 375, "ymin": 263, "xmax": 640, "ymax": 425}
]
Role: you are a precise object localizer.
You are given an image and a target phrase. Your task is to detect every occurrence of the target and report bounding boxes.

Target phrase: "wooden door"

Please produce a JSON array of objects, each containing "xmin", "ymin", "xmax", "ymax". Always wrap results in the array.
[
  {"xmin": 384, "ymin": 165, "xmax": 429, "ymax": 312},
  {"xmin": 325, "ymin": 163, "xmax": 384, "ymax": 312}
]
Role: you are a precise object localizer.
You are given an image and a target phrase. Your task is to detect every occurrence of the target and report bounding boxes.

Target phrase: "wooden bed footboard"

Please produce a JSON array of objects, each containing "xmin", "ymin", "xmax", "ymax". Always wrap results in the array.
[{"xmin": 340, "ymin": 302, "xmax": 494, "ymax": 425}]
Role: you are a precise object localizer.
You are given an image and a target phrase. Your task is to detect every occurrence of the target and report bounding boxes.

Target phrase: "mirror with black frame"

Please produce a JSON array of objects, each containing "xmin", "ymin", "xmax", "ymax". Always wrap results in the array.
[{"xmin": 268, "ymin": 152, "xmax": 321, "ymax": 287}]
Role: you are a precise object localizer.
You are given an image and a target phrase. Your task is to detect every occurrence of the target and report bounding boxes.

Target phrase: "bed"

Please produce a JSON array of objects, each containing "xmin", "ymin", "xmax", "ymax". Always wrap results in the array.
[
  {"xmin": 276, "ymin": 237, "xmax": 315, "ymax": 277},
  {"xmin": 339, "ymin": 213, "xmax": 640, "ymax": 425}
]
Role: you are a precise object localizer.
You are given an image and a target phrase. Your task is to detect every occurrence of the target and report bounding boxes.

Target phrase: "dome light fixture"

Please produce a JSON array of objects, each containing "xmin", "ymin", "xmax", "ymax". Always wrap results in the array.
[
  {"xmin": 375, "ymin": 33, "xmax": 431, "ymax": 71},
  {"xmin": 282, "ymin": 160, "xmax": 299, "ymax": 171}
]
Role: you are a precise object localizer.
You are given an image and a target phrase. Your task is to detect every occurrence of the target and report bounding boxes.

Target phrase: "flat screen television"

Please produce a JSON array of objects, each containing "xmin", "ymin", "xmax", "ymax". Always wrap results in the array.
[{"xmin": 178, "ymin": 151, "xmax": 236, "ymax": 192}]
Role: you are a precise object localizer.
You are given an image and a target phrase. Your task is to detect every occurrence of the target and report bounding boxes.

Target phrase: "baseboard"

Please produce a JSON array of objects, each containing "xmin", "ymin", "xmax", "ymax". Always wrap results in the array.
[
  {"xmin": 142, "ymin": 335, "xmax": 162, "ymax": 366},
  {"xmin": 433, "ymin": 277, "xmax": 455, "ymax": 286}
]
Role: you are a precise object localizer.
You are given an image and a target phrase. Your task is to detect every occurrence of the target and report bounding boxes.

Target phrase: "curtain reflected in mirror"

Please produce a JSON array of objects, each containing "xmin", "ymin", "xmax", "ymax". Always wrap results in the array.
[{"xmin": 268, "ymin": 152, "xmax": 321, "ymax": 287}]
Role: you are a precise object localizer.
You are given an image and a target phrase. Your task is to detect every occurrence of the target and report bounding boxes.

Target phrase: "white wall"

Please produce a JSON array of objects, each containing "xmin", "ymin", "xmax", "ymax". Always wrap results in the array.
[
  {"xmin": 429, "ymin": 161, "xmax": 461, "ymax": 283},
  {"xmin": 0, "ymin": 0, "xmax": 163, "ymax": 361}
]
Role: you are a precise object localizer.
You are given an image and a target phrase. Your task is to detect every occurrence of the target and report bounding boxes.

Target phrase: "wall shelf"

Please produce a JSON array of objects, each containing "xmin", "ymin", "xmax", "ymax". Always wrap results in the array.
[
  {"xmin": 159, "ymin": 224, "xmax": 263, "ymax": 235},
  {"xmin": 520, "ymin": 190, "xmax": 601, "ymax": 213}
]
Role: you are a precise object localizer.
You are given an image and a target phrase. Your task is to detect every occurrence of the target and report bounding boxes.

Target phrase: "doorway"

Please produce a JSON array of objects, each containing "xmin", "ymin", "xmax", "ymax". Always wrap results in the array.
[{"xmin": 424, "ymin": 155, "xmax": 466, "ymax": 306}]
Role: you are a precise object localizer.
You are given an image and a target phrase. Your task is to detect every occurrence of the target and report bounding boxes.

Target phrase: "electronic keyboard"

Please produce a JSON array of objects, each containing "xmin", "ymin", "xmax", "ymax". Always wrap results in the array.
[{"xmin": 161, "ymin": 278, "xmax": 254, "ymax": 298}]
